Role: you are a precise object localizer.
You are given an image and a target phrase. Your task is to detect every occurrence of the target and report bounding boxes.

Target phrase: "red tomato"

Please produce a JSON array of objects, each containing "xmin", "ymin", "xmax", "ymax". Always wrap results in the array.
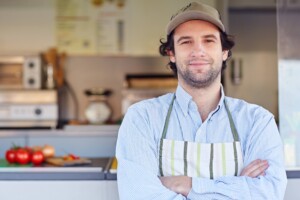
[
  {"xmin": 24, "ymin": 146, "xmax": 33, "ymax": 161},
  {"xmin": 69, "ymin": 153, "xmax": 79, "ymax": 160},
  {"xmin": 24, "ymin": 146, "xmax": 33, "ymax": 154},
  {"xmin": 15, "ymin": 149, "xmax": 31, "ymax": 165},
  {"xmin": 31, "ymin": 151, "xmax": 44, "ymax": 165},
  {"xmin": 5, "ymin": 149, "xmax": 16, "ymax": 164}
]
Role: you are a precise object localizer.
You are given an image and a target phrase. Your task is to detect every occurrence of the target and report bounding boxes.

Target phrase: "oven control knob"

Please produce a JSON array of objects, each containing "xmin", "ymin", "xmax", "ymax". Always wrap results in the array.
[
  {"xmin": 28, "ymin": 78, "xmax": 35, "ymax": 85},
  {"xmin": 28, "ymin": 62, "xmax": 35, "ymax": 68},
  {"xmin": 35, "ymin": 108, "xmax": 42, "ymax": 116}
]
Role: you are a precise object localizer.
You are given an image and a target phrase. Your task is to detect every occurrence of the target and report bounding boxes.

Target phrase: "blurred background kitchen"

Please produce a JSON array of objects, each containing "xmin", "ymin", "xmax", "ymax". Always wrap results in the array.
[
  {"xmin": 0, "ymin": 0, "xmax": 299, "ymax": 200},
  {"xmin": 0, "ymin": 0, "xmax": 280, "ymax": 125}
]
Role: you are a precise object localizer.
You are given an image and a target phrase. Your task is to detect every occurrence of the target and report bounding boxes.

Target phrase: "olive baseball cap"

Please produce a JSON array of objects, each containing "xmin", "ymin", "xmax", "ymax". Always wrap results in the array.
[{"xmin": 166, "ymin": 2, "xmax": 225, "ymax": 35}]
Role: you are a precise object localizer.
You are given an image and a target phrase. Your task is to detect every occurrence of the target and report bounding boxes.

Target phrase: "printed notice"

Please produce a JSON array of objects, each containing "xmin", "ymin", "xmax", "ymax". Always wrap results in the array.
[{"xmin": 56, "ymin": 0, "xmax": 126, "ymax": 55}]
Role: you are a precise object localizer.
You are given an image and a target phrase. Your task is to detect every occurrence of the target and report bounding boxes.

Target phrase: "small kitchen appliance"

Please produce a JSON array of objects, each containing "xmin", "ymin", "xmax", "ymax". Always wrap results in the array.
[
  {"xmin": 0, "ymin": 55, "xmax": 43, "ymax": 89},
  {"xmin": 0, "ymin": 90, "xmax": 58, "ymax": 128}
]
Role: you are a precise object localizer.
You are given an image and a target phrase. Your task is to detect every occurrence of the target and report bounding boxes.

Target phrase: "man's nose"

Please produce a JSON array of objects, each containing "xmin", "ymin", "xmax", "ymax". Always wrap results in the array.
[{"xmin": 191, "ymin": 43, "xmax": 206, "ymax": 56}]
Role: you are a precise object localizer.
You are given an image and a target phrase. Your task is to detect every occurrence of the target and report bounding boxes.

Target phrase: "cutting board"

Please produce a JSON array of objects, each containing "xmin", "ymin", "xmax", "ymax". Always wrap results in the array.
[{"xmin": 45, "ymin": 157, "xmax": 92, "ymax": 167}]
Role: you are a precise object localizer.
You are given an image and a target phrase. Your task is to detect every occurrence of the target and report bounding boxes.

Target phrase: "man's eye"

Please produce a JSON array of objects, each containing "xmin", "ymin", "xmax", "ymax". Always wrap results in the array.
[
  {"xmin": 181, "ymin": 41, "xmax": 191, "ymax": 45},
  {"xmin": 205, "ymin": 39, "xmax": 214, "ymax": 43}
]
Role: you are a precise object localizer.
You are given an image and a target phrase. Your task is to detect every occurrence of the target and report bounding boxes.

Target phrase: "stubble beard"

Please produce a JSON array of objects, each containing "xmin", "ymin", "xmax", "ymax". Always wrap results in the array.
[{"xmin": 177, "ymin": 62, "xmax": 222, "ymax": 89}]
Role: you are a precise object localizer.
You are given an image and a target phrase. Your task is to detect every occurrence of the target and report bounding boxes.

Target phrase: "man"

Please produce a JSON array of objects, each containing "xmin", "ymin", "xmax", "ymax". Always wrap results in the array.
[{"xmin": 116, "ymin": 2, "xmax": 287, "ymax": 199}]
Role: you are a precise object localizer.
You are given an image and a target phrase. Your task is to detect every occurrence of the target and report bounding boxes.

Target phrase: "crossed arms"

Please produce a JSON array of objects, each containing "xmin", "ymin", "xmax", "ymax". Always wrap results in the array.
[
  {"xmin": 116, "ymin": 107, "xmax": 287, "ymax": 200},
  {"xmin": 160, "ymin": 159, "xmax": 269, "ymax": 197}
]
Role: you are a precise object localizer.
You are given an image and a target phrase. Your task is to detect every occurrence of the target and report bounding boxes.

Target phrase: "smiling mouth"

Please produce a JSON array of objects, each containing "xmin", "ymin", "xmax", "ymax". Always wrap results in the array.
[
  {"xmin": 188, "ymin": 61, "xmax": 211, "ymax": 68},
  {"xmin": 188, "ymin": 60, "xmax": 211, "ymax": 65},
  {"xmin": 189, "ymin": 62, "xmax": 209, "ymax": 65}
]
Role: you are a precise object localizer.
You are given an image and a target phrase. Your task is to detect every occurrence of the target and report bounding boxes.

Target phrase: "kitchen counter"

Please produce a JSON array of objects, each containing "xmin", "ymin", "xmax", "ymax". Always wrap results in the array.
[
  {"xmin": 286, "ymin": 169, "xmax": 300, "ymax": 179},
  {"xmin": 0, "ymin": 158, "xmax": 113, "ymax": 180},
  {"xmin": 1, "ymin": 125, "xmax": 298, "ymax": 200},
  {"xmin": 0, "ymin": 158, "xmax": 114, "ymax": 180},
  {"xmin": 0, "ymin": 125, "xmax": 121, "ymax": 200},
  {"xmin": 0, "ymin": 157, "xmax": 119, "ymax": 200}
]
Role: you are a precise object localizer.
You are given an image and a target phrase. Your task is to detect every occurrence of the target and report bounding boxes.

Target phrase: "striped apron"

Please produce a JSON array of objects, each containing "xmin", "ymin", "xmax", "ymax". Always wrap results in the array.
[{"xmin": 159, "ymin": 95, "xmax": 243, "ymax": 179}]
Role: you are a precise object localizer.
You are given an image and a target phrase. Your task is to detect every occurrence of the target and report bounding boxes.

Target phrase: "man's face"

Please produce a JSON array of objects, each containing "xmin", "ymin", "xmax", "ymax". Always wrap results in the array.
[{"xmin": 169, "ymin": 20, "xmax": 228, "ymax": 89}]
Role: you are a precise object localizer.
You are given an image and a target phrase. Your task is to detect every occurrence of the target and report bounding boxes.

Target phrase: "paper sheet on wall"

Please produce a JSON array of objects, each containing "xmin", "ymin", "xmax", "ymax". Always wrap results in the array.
[{"xmin": 56, "ymin": 0, "xmax": 125, "ymax": 55}]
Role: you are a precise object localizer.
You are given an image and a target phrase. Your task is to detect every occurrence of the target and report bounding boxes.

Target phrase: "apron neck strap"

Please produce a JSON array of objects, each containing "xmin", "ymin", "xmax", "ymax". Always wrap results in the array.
[
  {"xmin": 224, "ymin": 99, "xmax": 240, "ymax": 142},
  {"xmin": 161, "ymin": 95, "xmax": 240, "ymax": 142},
  {"xmin": 161, "ymin": 95, "xmax": 176, "ymax": 140}
]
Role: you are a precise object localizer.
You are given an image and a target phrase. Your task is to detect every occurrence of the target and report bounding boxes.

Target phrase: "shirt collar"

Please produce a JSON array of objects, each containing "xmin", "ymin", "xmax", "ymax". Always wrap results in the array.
[
  {"xmin": 175, "ymin": 85, "xmax": 193, "ymax": 116},
  {"xmin": 175, "ymin": 84, "xmax": 226, "ymax": 117},
  {"xmin": 213, "ymin": 85, "xmax": 225, "ymax": 116}
]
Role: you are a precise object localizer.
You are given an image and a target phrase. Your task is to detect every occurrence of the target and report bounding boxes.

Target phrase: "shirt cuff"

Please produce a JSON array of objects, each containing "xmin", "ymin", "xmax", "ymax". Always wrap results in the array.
[{"xmin": 187, "ymin": 177, "xmax": 215, "ymax": 199}]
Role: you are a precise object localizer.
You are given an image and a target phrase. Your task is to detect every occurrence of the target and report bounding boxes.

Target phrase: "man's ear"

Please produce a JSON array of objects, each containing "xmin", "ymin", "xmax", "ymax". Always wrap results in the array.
[
  {"xmin": 222, "ymin": 50, "xmax": 229, "ymax": 61},
  {"xmin": 167, "ymin": 50, "xmax": 176, "ymax": 63}
]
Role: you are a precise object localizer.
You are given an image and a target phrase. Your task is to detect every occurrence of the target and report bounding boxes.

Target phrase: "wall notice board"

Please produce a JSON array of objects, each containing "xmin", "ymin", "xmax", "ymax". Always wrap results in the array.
[{"xmin": 56, "ymin": 0, "xmax": 125, "ymax": 55}]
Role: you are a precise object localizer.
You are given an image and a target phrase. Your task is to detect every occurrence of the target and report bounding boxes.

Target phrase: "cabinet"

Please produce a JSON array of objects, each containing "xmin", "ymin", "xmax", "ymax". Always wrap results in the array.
[{"xmin": 0, "ymin": 181, "xmax": 119, "ymax": 200}]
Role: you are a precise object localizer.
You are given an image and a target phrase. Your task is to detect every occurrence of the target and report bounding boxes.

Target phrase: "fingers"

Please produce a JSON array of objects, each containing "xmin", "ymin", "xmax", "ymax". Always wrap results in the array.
[
  {"xmin": 258, "ymin": 171, "xmax": 266, "ymax": 177},
  {"xmin": 243, "ymin": 159, "xmax": 268, "ymax": 177},
  {"xmin": 247, "ymin": 160, "xmax": 268, "ymax": 177},
  {"xmin": 241, "ymin": 159, "xmax": 269, "ymax": 178},
  {"xmin": 159, "ymin": 176, "xmax": 173, "ymax": 188},
  {"xmin": 159, "ymin": 177, "xmax": 167, "ymax": 185}
]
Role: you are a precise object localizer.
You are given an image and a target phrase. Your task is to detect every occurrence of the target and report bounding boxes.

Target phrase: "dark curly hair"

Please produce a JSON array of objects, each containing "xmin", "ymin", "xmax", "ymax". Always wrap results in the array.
[{"xmin": 159, "ymin": 29, "xmax": 235, "ymax": 77}]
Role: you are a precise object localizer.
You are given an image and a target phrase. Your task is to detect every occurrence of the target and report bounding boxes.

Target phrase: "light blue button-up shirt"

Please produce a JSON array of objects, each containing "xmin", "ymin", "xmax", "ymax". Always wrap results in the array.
[{"xmin": 116, "ymin": 85, "xmax": 287, "ymax": 200}]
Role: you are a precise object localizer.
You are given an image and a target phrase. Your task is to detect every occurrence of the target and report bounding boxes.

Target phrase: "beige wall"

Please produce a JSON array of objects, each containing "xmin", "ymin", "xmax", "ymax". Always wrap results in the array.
[{"xmin": 61, "ymin": 56, "xmax": 171, "ymax": 121}]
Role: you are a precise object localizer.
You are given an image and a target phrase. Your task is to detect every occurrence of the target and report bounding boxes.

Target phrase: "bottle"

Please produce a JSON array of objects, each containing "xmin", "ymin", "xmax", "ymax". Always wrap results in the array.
[{"xmin": 46, "ymin": 64, "xmax": 55, "ymax": 89}]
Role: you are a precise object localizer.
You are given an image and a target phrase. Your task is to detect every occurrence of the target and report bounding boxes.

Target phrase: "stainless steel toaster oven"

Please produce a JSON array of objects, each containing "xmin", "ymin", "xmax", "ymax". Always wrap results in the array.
[
  {"xmin": 0, "ymin": 55, "xmax": 42, "ymax": 89},
  {"xmin": 0, "ymin": 90, "xmax": 58, "ymax": 128}
]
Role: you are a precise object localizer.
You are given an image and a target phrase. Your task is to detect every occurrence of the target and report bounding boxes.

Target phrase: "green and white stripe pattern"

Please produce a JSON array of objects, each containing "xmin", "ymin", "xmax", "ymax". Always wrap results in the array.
[
  {"xmin": 159, "ymin": 95, "xmax": 244, "ymax": 178},
  {"xmin": 160, "ymin": 139, "xmax": 243, "ymax": 178}
]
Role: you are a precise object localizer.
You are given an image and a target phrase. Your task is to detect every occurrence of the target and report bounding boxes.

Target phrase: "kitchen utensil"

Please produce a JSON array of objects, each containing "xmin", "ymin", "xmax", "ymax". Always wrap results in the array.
[{"xmin": 84, "ymin": 88, "xmax": 112, "ymax": 124}]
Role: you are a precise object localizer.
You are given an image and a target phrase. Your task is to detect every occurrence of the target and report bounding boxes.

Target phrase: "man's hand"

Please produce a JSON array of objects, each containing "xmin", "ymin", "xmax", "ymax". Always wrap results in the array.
[
  {"xmin": 241, "ymin": 159, "xmax": 269, "ymax": 177},
  {"xmin": 159, "ymin": 176, "xmax": 192, "ymax": 197}
]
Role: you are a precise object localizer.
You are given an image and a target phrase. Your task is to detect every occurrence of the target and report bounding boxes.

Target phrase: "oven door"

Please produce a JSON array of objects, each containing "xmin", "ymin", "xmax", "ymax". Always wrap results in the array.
[{"xmin": 0, "ymin": 56, "xmax": 23, "ymax": 89}]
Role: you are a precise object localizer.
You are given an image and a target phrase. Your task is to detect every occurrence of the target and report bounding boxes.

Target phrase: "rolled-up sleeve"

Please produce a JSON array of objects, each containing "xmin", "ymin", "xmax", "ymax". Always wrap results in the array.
[{"xmin": 116, "ymin": 106, "xmax": 186, "ymax": 200}]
